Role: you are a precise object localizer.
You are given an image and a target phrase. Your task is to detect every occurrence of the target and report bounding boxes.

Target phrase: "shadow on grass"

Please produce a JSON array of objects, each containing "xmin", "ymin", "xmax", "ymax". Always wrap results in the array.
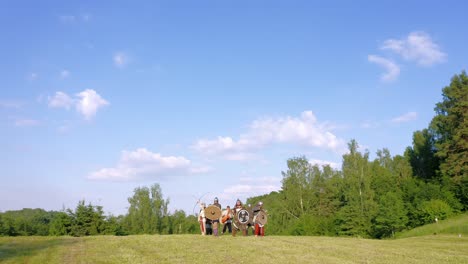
[{"xmin": 0, "ymin": 237, "xmax": 79, "ymax": 262}]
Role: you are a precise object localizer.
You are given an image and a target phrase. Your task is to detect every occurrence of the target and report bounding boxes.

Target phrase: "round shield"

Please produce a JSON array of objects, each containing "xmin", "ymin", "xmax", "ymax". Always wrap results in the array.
[
  {"xmin": 254, "ymin": 210, "xmax": 268, "ymax": 226},
  {"xmin": 236, "ymin": 209, "xmax": 250, "ymax": 224},
  {"xmin": 204, "ymin": 205, "xmax": 221, "ymax": 220}
]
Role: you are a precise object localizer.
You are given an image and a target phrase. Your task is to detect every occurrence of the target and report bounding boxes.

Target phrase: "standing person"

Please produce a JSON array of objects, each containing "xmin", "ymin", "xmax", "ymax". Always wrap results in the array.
[
  {"xmin": 221, "ymin": 206, "xmax": 233, "ymax": 234},
  {"xmin": 198, "ymin": 202, "xmax": 206, "ymax": 235},
  {"xmin": 205, "ymin": 217, "xmax": 213, "ymax": 235},
  {"xmin": 212, "ymin": 197, "xmax": 222, "ymax": 236},
  {"xmin": 232, "ymin": 199, "xmax": 247, "ymax": 236},
  {"xmin": 246, "ymin": 204, "xmax": 254, "ymax": 236},
  {"xmin": 253, "ymin": 201, "xmax": 265, "ymax": 237}
]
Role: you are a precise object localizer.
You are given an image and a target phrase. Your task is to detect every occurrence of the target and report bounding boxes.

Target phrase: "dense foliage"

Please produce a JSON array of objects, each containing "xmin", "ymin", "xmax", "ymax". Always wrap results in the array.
[
  {"xmin": 0, "ymin": 71, "xmax": 466, "ymax": 238},
  {"xmin": 245, "ymin": 71, "xmax": 467, "ymax": 238},
  {"xmin": 0, "ymin": 183, "xmax": 199, "ymax": 237}
]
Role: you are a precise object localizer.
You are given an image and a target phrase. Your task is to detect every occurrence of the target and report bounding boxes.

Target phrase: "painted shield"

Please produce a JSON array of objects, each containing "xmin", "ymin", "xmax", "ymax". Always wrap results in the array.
[
  {"xmin": 236, "ymin": 209, "xmax": 250, "ymax": 225},
  {"xmin": 205, "ymin": 205, "xmax": 222, "ymax": 220},
  {"xmin": 254, "ymin": 210, "xmax": 268, "ymax": 226}
]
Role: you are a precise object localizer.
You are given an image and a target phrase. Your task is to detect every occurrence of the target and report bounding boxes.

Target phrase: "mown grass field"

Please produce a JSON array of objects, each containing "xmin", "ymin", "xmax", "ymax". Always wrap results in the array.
[
  {"xmin": 0, "ymin": 234, "xmax": 467, "ymax": 264},
  {"xmin": 397, "ymin": 213, "xmax": 468, "ymax": 239}
]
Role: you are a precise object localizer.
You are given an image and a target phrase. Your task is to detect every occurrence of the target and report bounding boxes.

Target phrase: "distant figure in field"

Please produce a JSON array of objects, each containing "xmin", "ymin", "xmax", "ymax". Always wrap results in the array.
[
  {"xmin": 211, "ymin": 197, "xmax": 222, "ymax": 236},
  {"xmin": 253, "ymin": 201, "xmax": 265, "ymax": 237},
  {"xmin": 221, "ymin": 205, "xmax": 233, "ymax": 234},
  {"xmin": 198, "ymin": 202, "xmax": 206, "ymax": 235},
  {"xmin": 435, "ymin": 217, "xmax": 438, "ymax": 223}
]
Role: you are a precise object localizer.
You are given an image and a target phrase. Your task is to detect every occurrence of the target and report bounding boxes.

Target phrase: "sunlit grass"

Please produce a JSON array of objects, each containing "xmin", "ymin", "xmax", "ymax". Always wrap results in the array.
[
  {"xmin": 396, "ymin": 213, "xmax": 468, "ymax": 238},
  {"xmin": 1, "ymin": 234, "xmax": 467, "ymax": 264}
]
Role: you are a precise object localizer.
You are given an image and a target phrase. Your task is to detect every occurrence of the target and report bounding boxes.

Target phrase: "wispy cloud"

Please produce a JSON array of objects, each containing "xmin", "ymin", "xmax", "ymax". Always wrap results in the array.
[
  {"xmin": 192, "ymin": 111, "xmax": 346, "ymax": 161},
  {"xmin": 391, "ymin": 112, "xmax": 418, "ymax": 123},
  {"xmin": 59, "ymin": 14, "xmax": 91, "ymax": 23},
  {"xmin": 0, "ymin": 100, "xmax": 24, "ymax": 109},
  {"xmin": 360, "ymin": 120, "xmax": 380, "ymax": 129},
  {"xmin": 60, "ymin": 70, "xmax": 70, "ymax": 79},
  {"xmin": 48, "ymin": 89, "xmax": 109, "ymax": 120},
  {"xmin": 88, "ymin": 148, "xmax": 211, "ymax": 181},
  {"xmin": 14, "ymin": 119, "xmax": 40, "ymax": 127},
  {"xmin": 48, "ymin": 91, "xmax": 74, "ymax": 110},
  {"xmin": 381, "ymin": 31, "xmax": 447, "ymax": 66},
  {"xmin": 368, "ymin": 55, "xmax": 400, "ymax": 82},
  {"xmin": 218, "ymin": 176, "xmax": 281, "ymax": 203},
  {"xmin": 28, "ymin": 73, "xmax": 38, "ymax": 80},
  {"xmin": 59, "ymin": 15, "xmax": 76, "ymax": 23},
  {"xmin": 81, "ymin": 14, "xmax": 91, "ymax": 22},
  {"xmin": 113, "ymin": 52, "xmax": 129, "ymax": 68}
]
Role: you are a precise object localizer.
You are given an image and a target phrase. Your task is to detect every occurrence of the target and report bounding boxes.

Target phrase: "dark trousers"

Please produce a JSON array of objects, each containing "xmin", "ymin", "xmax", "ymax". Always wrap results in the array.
[{"xmin": 223, "ymin": 222, "xmax": 232, "ymax": 233}]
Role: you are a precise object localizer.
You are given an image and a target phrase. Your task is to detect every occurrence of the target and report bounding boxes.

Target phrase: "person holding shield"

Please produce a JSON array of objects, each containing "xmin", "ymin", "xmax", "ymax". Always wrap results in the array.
[
  {"xmin": 212, "ymin": 197, "xmax": 222, "ymax": 236},
  {"xmin": 253, "ymin": 201, "xmax": 266, "ymax": 237},
  {"xmin": 232, "ymin": 199, "xmax": 249, "ymax": 236}
]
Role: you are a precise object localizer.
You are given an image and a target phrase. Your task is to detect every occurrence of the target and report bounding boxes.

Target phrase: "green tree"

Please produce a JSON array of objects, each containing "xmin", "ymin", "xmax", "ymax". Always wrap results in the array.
[
  {"xmin": 49, "ymin": 211, "xmax": 72, "ymax": 236},
  {"xmin": 336, "ymin": 140, "xmax": 377, "ymax": 237},
  {"xmin": 405, "ymin": 129, "xmax": 440, "ymax": 181},
  {"xmin": 417, "ymin": 199, "xmax": 454, "ymax": 224},
  {"xmin": 68, "ymin": 200, "xmax": 105, "ymax": 237},
  {"xmin": 281, "ymin": 156, "xmax": 311, "ymax": 219},
  {"xmin": 430, "ymin": 71, "xmax": 468, "ymax": 209},
  {"xmin": 373, "ymin": 192, "xmax": 408, "ymax": 238},
  {"xmin": 102, "ymin": 215, "xmax": 128, "ymax": 236},
  {"xmin": 125, "ymin": 183, "xmax": 169, "ymax": 234}
]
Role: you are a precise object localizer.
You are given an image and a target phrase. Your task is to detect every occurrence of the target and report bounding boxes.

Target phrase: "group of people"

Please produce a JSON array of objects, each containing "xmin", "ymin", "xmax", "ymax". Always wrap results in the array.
[{"xmin": 198, "ymin": 197, "xmax": 265, "ymax": 237}]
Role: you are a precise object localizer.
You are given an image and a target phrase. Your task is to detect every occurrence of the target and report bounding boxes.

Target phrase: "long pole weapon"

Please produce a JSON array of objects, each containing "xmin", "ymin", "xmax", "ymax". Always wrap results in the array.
[{"xmin": 192, "ymin": 192, "xmax": 211, "ymax": 215}]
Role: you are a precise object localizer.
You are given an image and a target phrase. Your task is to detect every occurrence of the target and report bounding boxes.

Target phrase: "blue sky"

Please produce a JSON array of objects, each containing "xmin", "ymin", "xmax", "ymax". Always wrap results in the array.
[{"xmin": 1, "ymin": 1, "xmax": 467, "ymax": 215}]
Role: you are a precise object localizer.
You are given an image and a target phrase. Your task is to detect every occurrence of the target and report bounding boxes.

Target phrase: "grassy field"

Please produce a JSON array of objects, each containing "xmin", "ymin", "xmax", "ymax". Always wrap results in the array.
[
  {"xmin": 0, "ymin": 234, "xmax": 467, "ymax": 264},
  {"xmin": 397, "ymin": 213, "xmax": 468, "ymax": 239}
]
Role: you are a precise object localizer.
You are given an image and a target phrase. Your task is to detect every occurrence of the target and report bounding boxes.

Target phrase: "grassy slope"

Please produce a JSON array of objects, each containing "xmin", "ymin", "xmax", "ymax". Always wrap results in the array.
[
  {"xmin": 0, "ymin": 234, "xmax": 467, "ymax": 264},
  {"xmin": 396, "ymin": 213, "xmax": 468, "ymax": 238}
]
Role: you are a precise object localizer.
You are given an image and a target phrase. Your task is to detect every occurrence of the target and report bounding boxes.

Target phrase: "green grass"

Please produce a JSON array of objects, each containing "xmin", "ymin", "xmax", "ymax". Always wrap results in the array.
[
  {"xmin": 396, "ymin": 213, "xmax": 468, "ymax": 239},
  {"xmin": 1, "ymin": 234, "xmax": 467, "ymax": 263}
]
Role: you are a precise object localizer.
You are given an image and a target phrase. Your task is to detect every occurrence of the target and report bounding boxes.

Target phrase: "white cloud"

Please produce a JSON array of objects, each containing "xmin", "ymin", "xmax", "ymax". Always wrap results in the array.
[
  {"xmin": 88, "ymin": 148, "xmax": 209, "ymax": 181},
  {"xmin": 14, "ymin": 119, "xmax": 40, "ymax": 127},
  {"xmin": 391, "ymin": 112, "xmax": 418, "ymax": 123},
  {"xmin": 48, "ymin": 91, "xmax": 74, "ymax": 110},
  {"xmin": 113, "ymin": 52, "xmax": 129, "ymax": 68},
  {"xmin": 75, "ymin": 89, "xmax": 109, "ymax": 120},
  {"xmin": 381, "ymin": 31, "xmax": 447, "ymax": 66},
  {"xmin": 60, "ymin": 70, "xmax": 70, "ymax": 79},
  {"xmin": 192, "ymin": 111, "xmax": 346, "ymax": 160},
  {"xmin": 48, "ymin": 90, "xmax": 109, "ymax": 120},
  {"xmin": 368, "ymin": 55, "xmax": 400, "ymax": 82}
]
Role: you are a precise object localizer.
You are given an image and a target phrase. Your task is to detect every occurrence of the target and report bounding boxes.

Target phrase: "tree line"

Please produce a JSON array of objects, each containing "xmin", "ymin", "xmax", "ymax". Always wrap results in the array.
[
  {"xmin": 246, "ymin": 71, "xmax": 467, "ymax": 238},
  {"xmin": 0, "ymin": 71, "xmax": 466, "ymax": 238},
  {"xmin": 0, "ymin": 184, "xmax": 200, "ymax": 237}
]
